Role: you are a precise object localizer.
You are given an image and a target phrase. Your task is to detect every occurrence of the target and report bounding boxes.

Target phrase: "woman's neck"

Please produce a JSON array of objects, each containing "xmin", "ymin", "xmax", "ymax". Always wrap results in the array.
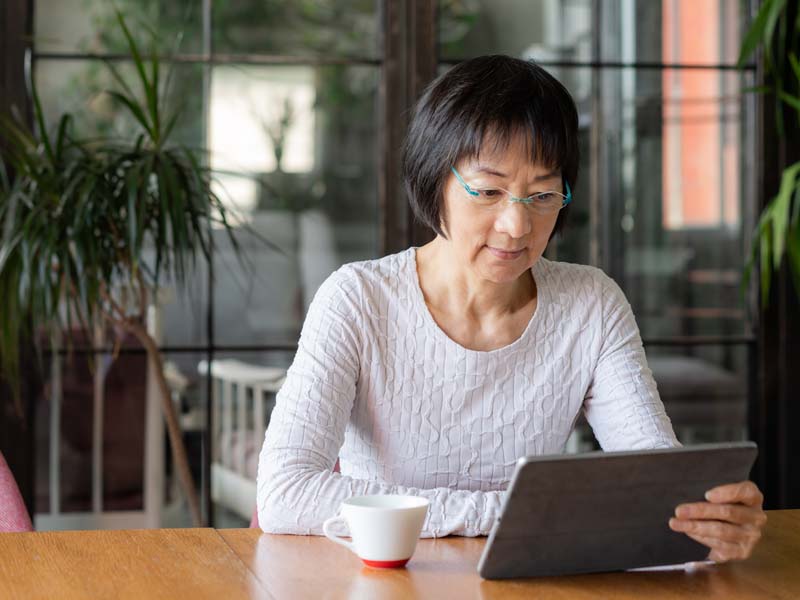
[{"xmin": 415, "ymin": 239, "xmax": 536, "ymax": 322}]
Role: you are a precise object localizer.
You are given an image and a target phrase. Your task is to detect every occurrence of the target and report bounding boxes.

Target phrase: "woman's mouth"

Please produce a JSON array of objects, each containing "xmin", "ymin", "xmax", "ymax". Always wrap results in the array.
[{"xmin": 487, "ymin": 246, "xmax": 525, "ymax": 260}]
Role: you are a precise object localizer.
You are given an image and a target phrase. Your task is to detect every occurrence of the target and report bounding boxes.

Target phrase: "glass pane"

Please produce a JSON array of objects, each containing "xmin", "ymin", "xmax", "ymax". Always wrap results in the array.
[
  {"xmin": 439, "ymin": 0, "xmax": 593, "ymax": 63},
  {"xmin": 34, "ymin": 59, "xmax": 208, "ymax": 347},
  {"xmin": 212, "ymin": 0, "xmax": 380, "ymax": 59},
  {"xmin": 595, "ymin": 68, "xmax": 753, "ymax": 340},
  {"xmin": 159, "ymin": 351, "xmax": 210, "ymax": 528},
  {"xmin": 33, "ymin": 352, "xmax": 53, "ymax": 520},
  {"xmin": 438, "ymin": 0, "xmax": 748, "ymax": 66},
  {"xmin": 209, "ymin": 65, "xmax": 380, "ymax": 344},
  {"xmin": 646, "ymin": 344, "xmax": 750, "ymax": 445},
  {"xmin": 37, "ymin": 347, "xmax": 215, "ymax": 528},
  {"xmin": 34, "ymin": 59, "xmax": 205, "ymax": 148},
  {"xmin": 35, "ymin": 339, "xmax": 149, "ymax": 520},
  {"xmin": 203, "ymin": 350, "xmax": 295, "ymax": 528},
  {"xmin": 158, "ymin": 277, "xmax": 209, "ymax": 348},
  {"xmin": 35, "ymin": 0, "xmax": 203, "ymax": 54},
  {"xmin": 101, "ymin": 344, "xmax": 147, "ymax": 513},
  {"xmin": 56, "ymin": 345, "xmax": 95, "ymax": 515},
  {"xmin": 597, "ymin": 0, "xmax": 748, "ymax": 65}
]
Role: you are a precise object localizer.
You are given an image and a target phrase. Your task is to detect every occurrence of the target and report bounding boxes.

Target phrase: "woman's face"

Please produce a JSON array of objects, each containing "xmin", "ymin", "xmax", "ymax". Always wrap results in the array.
[{"xmin": 440, "ymin": 135, "xmax": 563, "ymax": 285}]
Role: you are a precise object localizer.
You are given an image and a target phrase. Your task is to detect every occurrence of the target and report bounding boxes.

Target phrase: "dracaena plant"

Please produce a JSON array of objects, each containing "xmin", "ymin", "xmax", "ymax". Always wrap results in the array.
[
  {"xmin": 0, "ymin": 10, "xmax": 246, "ymax": 526},
  {"xmin": 740, "ymin": 0, "xmax": 800, "ymax": 303}
]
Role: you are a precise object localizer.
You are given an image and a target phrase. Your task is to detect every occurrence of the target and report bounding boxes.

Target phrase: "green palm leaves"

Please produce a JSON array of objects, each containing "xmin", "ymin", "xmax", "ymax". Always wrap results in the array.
[{"xmin": 740, "ymin": 0, "xmax": 800, "ymax": 303}]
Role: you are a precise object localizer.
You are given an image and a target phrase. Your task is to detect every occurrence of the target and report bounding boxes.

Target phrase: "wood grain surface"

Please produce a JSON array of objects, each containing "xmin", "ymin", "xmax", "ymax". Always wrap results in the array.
[
  {"xmin": 220, "ymin": 509, "xmax": 800, "ymax": 600},
  {"xmin": 0, "ymin": 528, "xmax": 267, "ymax": 599},
  {"xmin": 0, "ymin": 510, "xmax": 798, "ymax": 599}
]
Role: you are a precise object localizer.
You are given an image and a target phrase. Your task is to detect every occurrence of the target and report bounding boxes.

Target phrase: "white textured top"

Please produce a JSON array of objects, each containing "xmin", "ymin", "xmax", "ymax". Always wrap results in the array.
[{"xmin": 257, "ymin": 248, "xmax": 679, "ymax": 537}]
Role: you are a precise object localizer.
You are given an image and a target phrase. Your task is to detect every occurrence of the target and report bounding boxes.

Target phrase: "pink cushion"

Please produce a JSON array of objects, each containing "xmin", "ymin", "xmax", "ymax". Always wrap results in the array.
[
  {"xmin": 0, "ymin": 451, "xmax": 33, "ymax": 532},
  {"xmin": 250, "ymin": 459, "xmax": 340, "ymax": 529}
]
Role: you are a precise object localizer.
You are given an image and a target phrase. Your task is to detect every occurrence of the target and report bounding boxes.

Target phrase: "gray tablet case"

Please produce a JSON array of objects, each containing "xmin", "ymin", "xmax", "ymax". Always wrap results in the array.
[{"xmin": 478, "ymin": 441, "xmax": 758, "ymax": 579}]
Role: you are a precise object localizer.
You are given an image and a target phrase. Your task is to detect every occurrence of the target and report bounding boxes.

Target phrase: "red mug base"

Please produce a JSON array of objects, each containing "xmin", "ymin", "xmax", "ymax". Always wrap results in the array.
[{"xmin": 361, "ymin": 558, "xmax": 410, "ymax": 568}]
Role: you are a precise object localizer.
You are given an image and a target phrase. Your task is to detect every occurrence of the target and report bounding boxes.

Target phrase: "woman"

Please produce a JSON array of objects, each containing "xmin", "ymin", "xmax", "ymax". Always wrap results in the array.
[{"xmin": 257, "ymin": 55, "xmax": 765, "ymax": 562}]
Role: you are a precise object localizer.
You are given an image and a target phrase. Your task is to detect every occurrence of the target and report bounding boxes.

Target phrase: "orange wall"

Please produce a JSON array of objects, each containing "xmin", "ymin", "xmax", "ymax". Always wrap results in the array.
[{"xmin": 662, "ymin": 0, "xmax": 732, "ymax": 229}]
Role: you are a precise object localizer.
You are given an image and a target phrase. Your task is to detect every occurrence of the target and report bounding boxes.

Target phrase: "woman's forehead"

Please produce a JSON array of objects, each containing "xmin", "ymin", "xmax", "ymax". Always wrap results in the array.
[
  {"xmin": 457, "ymin": 131, "xmax": 560, "ymax": 178},
  {"xmin": 457, "ymin": 156, "xmax": 561, "ymax": 181}
]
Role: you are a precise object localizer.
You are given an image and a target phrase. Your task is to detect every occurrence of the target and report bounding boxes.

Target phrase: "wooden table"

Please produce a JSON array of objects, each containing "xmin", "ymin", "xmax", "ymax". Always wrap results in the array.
[{"xmin": 1, "ymin": 510, "xmax": 798, "ymax": 599}]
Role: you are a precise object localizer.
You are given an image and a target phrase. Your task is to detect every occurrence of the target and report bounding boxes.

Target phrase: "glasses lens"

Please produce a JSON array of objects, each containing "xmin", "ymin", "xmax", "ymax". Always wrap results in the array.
[
  {"xmin": 530, "ymin": 192, "xmax": 565, "ymax": 212},
  {"xmin": 469, "ymin": 188, "xmax": 507, "ymax": 206},
  {"xmin": 463, "ymin": 186, "xmax": 566, "ymax": 212}
]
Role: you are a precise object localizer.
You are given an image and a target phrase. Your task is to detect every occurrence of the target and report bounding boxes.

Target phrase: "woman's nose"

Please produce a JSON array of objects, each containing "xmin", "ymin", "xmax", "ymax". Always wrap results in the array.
[{"xmin": 493, "ymin": 201, "xmax": 532, "ymax": 238}]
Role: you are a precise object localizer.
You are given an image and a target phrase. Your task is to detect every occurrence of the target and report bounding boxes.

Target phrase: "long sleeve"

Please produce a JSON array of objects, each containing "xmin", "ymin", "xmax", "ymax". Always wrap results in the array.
[
  {"xmin": 256, "ymin": 268, "xmax": 504, "ymax": 538},
  {"xmin": 582, "ymin": 274, "xmax": 681, "ymax": 451}
]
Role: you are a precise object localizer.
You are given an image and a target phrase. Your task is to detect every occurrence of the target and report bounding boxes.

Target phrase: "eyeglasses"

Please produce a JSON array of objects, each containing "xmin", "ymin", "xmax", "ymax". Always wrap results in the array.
[{"xmin": 451, "ymin": 166, "xmax": 572, "ymax": 214}]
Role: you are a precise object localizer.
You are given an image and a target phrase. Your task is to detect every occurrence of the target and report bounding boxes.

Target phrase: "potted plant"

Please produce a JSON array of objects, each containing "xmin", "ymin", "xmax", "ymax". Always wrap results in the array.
[
  {"xmin": 740, "ymin": 0, "xmax": 800, "ymax": 302},
  {"xmin": 0, "ymin": 11, "xmax": 246, "ymax": 526}
]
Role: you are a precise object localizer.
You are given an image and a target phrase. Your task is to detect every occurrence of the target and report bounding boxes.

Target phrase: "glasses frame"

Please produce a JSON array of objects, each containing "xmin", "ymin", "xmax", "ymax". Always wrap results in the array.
[{"xmin": 450, "ymin": 166, "xmax": 572, "ymax": 212}]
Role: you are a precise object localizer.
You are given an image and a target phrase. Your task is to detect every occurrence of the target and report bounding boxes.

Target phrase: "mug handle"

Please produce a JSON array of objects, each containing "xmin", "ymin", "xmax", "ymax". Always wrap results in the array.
[{"xmin": 322, "ymin": 515, "xmax": 355, "ymax": 553}]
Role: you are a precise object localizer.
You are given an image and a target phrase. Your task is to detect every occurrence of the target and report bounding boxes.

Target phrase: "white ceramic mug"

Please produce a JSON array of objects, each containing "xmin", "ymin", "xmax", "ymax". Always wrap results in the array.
[{"xmin": 322, "ymin": 494, "xmax": 430, "ymax": 568}]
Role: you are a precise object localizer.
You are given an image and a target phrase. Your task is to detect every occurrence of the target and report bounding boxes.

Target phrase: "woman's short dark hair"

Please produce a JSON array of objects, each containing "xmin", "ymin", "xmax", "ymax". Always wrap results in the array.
[{"xmin": 401, "ymin": 55, "xmax": 580, "ymax": 239}]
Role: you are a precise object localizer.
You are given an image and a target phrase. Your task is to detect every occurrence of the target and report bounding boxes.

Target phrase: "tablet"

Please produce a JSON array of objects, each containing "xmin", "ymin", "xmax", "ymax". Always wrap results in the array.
[{"xmin": 477, "ymin": 441, "xmax": 758, "ymax": 579}]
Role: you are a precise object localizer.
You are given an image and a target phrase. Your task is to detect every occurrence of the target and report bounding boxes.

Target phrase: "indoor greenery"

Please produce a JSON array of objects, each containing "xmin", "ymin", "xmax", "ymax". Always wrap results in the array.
[
  {"xmin": 740, "ymin": 0, "xmax": 800, "ymax": 302},
  {"xmin": 0, "ymin": 11, "xmax": 243, "ymax": 526}
]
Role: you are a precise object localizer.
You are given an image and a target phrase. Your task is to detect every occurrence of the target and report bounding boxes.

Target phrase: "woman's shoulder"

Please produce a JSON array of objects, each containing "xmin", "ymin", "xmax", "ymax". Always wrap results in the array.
[
  {"xmin": 336, "ymin": 248, "xmax": 414, "ymax": 280},
  {"xmin": 328, "ymin": 248, "xmax": 413, "ymax": 288},
  {"xmin": 316, "ymin": 248, "xmax": 414, "ymax": 306},
  {"xmin": 535, "ymin": 257, "xmax": 614, "ymax": 288},
  {"xmin": 534, "ymin": 258, "xmax": 626, "ymax": 307}
]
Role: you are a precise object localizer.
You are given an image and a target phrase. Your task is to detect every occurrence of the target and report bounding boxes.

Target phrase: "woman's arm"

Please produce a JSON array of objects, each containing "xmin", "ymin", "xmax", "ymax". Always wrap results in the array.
[
  {"xmin": 256, "ymin": 268, "xmax": 503, "ymax": 537},
  {"xmin": 581, "ymin": 274, "xmax": 680, "ymax": 451}
]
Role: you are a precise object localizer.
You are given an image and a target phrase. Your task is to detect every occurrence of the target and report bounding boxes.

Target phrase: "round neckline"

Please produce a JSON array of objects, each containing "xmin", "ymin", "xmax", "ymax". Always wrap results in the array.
[{"xmin": 407, "ymin": 247, "xmax": 547, "ymax": 356}]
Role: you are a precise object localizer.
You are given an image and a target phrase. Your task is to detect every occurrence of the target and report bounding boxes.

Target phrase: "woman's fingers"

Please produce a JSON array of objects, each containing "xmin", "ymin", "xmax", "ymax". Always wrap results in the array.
[
  {"xmin": 683, "ymin": 532, "xmax": 751, "ymax": 563},
  {"xmin": 704, "ymin": 481, "xmax": 764, "ymax": 507},
  {"xmin": 669, "ymin": 517, "xmax": 757, "ymax": 544},
  {"xmin": 673, "ymin": 501, "xmax": 767, "ymax": 528},
  {"xmin": 668, "ymin": 481, "xmax": 767, "ymax": 563}
]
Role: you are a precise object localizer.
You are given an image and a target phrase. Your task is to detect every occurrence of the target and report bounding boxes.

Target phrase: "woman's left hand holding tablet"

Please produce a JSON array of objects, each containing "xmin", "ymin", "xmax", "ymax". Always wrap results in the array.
[{"xmin": 669, "ymin": 480, "xmax": 767, "ymax": 562}]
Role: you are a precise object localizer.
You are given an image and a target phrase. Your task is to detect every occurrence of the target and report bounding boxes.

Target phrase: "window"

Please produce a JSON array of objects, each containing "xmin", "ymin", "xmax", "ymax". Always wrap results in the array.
[
  {"xmin": 26, "ymin": 0, "xmax": 758, "ymax": 526},
  {"xmin": 31, "ymin": 0, "xmax": 383, "ymax": 527}
]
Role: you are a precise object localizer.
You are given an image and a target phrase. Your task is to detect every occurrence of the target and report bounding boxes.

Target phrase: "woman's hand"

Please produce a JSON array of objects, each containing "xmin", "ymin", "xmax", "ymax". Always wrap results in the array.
[{"xmin": 668, "ymin": 481, "xmax": 767, "ymax": 562}]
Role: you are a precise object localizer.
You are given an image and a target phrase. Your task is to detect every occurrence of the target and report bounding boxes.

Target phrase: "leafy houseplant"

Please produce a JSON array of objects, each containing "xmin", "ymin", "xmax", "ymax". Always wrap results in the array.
[
  {"xmin": 0, "ymin": 12, "xmax": 242, "ymax": 526},
  {"xmin": 740, "ymin": 0, "xmax": 800, "ymax": 302}
]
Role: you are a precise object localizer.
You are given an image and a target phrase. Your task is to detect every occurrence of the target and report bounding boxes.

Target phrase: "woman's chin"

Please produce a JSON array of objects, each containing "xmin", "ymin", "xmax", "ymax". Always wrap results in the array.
[{"xmin": 478, "ymin": 263, "xmax": 531, "ymax": 284}]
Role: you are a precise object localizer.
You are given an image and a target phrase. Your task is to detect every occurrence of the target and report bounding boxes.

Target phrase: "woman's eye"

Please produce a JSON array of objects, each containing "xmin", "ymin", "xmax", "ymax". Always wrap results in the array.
[
  {"xmin": 478, "ymin": 189, "xmax": 502, "ymax": 198},
  {"xmin": 533, "ymin": 193, "xmax": 559, "ymax": 203}
]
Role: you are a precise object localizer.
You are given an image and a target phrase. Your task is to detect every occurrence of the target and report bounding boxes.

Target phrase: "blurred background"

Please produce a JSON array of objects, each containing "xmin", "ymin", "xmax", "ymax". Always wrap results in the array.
[{"xmin": 1, "ymin": 0, "xmax": 797, "ymax": 530}]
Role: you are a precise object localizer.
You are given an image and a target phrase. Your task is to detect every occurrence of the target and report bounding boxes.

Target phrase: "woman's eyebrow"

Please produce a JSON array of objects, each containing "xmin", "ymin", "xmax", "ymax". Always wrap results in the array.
[
  {"xmin": 472, "ymin": 165, "xmax": 507, "ymax": 177},
  {"xmin": 533, "ymin": 169, "xmax": 561, "ymax": 182}
]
